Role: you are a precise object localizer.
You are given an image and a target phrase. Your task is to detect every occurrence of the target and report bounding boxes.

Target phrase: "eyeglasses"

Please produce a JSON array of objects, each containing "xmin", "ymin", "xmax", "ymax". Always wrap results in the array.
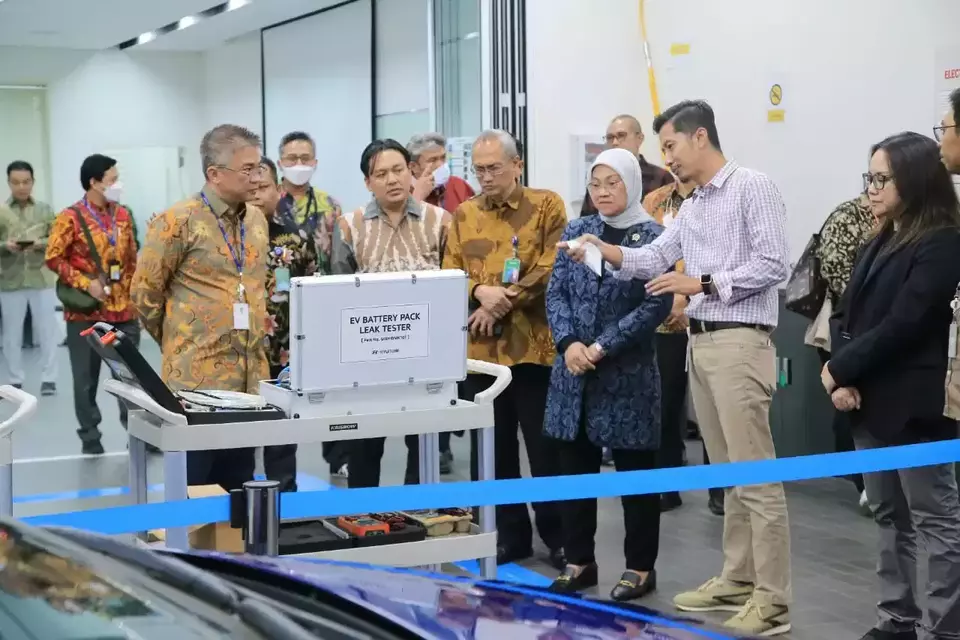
[
  {"xmin": 933, "ymin": 124, "xmax": 957, "ymax": 142},
  {"xmin": 862, "ymin": 172, "xmax": 893, "ymax": 191},
  {"xmin": 281, "ymin": 154, "xmax": 315, "ymax": 165},
  {"xmin": 471, "ymin": 164, "xmax": 507, "ymax": 178},
  {"xmin": 217, "ymin": 165, "xmax": 264, "ymax": 179},
  {"xmin": 604, "ymin": 131, "xmax": 634, "ymax": 145},
  {"xmin": 587, "ymin": 178, "xmax": 624, "ymax": 193}
]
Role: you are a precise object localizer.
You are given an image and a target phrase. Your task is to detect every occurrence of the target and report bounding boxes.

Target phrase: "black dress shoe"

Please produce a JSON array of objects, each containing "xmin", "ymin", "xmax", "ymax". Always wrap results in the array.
[
  {"xmin": 547, "ymin": 547, "xmax": 567, "ymax": 571},
  {"xmin": 708, "ymin": 489, "xmax": 725, "ymax": 516},
  {"xmin": 859, "ymin": 628, "xmax": 917, "ymax": 640},
  {"xmin": 610, "ymin": 569, "xmax": 657, "ymax": 601},
  {"xmin": 549, "ymin": 563, "xmax": 599, "ymax": 593},
  {"xmin": 497, "ymin": 545, "xmax": 533, "ymax": 565},
  {"xmin": 660, "ymin": 492, "xmax": 683, "ymax": 512},
  {"xmin": 82, "ymin": 440, "xmax": 105, "ymax": 455}
]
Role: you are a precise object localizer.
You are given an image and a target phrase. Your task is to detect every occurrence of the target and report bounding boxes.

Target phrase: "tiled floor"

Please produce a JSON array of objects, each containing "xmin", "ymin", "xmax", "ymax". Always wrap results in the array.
[{"xmin": 2, "ymin": 336, "xmax": 910, "ymax": 640}]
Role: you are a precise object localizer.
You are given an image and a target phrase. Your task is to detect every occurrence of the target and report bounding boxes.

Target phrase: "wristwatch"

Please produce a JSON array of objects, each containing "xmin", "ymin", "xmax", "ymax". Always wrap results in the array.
[{"xmin": 699, "ymin": 274, "xmax": 714, "ymax": 295}]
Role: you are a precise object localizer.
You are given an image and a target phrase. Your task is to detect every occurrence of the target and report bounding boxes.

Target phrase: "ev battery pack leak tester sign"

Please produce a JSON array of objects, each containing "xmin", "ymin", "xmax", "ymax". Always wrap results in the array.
[{"xmin": 340, "ymin": 304, "xmax": 430, "ymax": 364}]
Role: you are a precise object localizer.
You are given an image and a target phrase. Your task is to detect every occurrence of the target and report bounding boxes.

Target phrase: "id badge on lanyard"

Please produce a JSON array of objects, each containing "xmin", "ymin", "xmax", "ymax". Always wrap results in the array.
[{"xmin": 502, "ymin": 236, "xmax": 521, "ymax": 284}]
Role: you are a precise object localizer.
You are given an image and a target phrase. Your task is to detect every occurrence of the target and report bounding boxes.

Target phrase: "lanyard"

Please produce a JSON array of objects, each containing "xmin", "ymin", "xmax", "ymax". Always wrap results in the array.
[
  {"xmin": 202, "ymin": 192, "xmax": 246, "ymax": 297},
  {"xmin": 82, "ymin": 199, "xmax": 117, "ymax": 247}
]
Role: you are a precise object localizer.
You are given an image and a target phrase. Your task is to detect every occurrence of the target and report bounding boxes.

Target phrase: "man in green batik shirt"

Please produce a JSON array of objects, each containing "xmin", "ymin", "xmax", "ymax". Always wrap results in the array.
[
  {"xmin": 261, "ymin": 132, "xmax": 342, "ymax": 491},
  {"xmin": 0, "ymin": 161, "xmax": 58, "ymax": 395}
]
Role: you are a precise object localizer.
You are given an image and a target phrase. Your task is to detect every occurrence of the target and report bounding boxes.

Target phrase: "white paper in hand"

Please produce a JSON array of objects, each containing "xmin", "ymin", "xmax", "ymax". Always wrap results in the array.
[{"xmin": 583, "ymin": 243, "xmax": 604, "ymax": 276}]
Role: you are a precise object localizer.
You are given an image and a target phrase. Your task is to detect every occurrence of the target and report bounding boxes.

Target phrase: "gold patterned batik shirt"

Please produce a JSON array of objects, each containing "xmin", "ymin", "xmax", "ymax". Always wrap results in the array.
[
  {"xmin": 331, "ymin": 196, "xmax": 449, "ymax": 274},
  {"xmin": 642, "ymin": 181, "xmax": 692, "ymax": 334},
  {"xmin": 442, "ymin": 186, "xmax": 567, "ymax": 367},
  {"xmin": 131, "ymin": 187, "xmax": 270, "ymax": 394}
]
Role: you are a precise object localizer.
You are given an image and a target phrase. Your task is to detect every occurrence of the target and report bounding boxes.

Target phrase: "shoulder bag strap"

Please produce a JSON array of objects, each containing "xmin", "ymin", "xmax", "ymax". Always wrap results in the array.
[{"xmin": 69, "ymin": 207, "xmax": 106, "ymax": 278}]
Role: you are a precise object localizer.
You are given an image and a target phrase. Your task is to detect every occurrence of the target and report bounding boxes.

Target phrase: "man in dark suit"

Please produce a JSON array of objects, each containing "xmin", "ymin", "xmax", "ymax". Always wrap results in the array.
[{"xmin": 580, "ymin": 114, "xmax": 673, "ymax": 216}]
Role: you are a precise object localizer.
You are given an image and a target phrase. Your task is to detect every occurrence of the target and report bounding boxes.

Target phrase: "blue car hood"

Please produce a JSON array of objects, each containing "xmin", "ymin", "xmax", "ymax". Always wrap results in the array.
[{"xmin": 192, "ymin": 552, "xmax": 747, "ymax": 639}]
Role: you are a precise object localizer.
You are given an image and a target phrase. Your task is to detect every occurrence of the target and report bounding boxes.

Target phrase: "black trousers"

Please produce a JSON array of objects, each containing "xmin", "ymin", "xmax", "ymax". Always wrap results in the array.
[
  {"xmin": 187, "ymin": 447, "xmax": 256, "ymax": 492},
  {"xmin": 348, "ymin": 434, "xmax": 420, "ymax": 488},
  {"xmin": 656, "ymin": 332, "xmax": 689, "ymax": 472},
  {"xmin": 555, "ymin": 416, "xmax": 660, "ymax": 571},
  {"xmin": 66, "ymin": 320, "xmax": 141, "ymax": 444},
  {"xmin": 263, "ymin": 364, "xmax": 298, "ymax": 492},
  {"xmin": 463, "ymin": 364, "xmax": 563, "ymax": 552},
  {"xmin": 817, "ymin": 348, "xmax": 865, "ymax": 492}
]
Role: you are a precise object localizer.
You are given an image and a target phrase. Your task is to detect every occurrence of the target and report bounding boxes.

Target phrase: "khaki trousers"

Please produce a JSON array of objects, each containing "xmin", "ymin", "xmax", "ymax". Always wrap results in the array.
[{"xmin": 689, "ymin": 327, "xmax": 792, "ymax": 606}]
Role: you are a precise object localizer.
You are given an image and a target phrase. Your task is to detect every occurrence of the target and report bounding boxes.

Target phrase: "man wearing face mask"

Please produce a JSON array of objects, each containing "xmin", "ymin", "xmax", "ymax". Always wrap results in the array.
[
  {"xmin": 266, "ymin": 132, "xmax": 342, "ymax": 489},
  {"xmin": 408, "ymin": 133, "xmax": 475, "ymax": 212},
  {"xmin": 407, "ymin": 132, "xmax": 475, "ymax": 474},
  {"xmin": 46, "ymin": 154, "xmax": 141, "ymax": 454}
]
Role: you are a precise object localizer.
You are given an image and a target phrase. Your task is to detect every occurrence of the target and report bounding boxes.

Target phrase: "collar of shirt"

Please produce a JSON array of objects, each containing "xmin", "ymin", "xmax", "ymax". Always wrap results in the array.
[
  {"xmin": 202, "ymin": 186, "xmax": 246, "ymax": 220},
  {"xmin": 481, "ymin": 184, "xmax": 524, "ymax": 212},
  {"xmin": 6, "ymin": 196, "xmax": 34, "ymax": 209},
  {"xmin": 363, "ymin": 195, "xmax": 421, "ymax": 220},
  {"xmin": 695, "ymin": 160, "xmax": 739, "ymax": 198}
]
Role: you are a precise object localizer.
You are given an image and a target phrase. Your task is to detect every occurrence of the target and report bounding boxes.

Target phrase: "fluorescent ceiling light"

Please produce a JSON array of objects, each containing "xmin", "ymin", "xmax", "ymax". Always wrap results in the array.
[{"xmin": 118, "ymin": 0, "xmax": 253, "ymax": 50}]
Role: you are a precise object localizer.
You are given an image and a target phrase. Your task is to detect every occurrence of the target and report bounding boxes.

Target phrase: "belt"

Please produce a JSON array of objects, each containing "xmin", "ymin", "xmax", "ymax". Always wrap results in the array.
[{"xmin": 689, "ymin": 320, "xmax": 774, "ymax": 335}]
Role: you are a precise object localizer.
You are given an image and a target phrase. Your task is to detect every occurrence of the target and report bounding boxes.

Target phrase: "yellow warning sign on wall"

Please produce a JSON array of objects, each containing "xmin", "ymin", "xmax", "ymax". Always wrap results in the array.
[{"xmin": 769, "ymin": 84, "xmax": 783, "ymax": 106}]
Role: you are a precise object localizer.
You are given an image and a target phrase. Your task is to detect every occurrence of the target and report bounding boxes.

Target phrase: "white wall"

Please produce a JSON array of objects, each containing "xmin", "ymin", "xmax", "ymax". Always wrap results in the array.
[
  {"xmin": 203, "ymin": 32, "xmax": 263, "ymax": 142},
  {"xmin": 526, "ymin": 0, "xmax": 960, "ymax": 258},
  {"xmin": 47, "ymin": 49, "xmax": 206, "ymax": 209},
  {"xmin": 526, "ymin": 0, "xmax": 658, "ymax": 218}
]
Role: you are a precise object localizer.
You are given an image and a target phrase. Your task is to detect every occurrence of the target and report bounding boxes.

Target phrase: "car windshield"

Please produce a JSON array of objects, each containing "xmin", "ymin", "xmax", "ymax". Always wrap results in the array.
[{"xmin": 0, "ymin": 527, "xmax": 167, "ymax": 640}]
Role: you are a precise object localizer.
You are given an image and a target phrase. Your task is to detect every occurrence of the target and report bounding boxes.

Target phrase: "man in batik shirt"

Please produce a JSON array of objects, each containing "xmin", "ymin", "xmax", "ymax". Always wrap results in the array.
[{"xmin": 132, "ymin": 124, "xmax": 269, "ymax": 491}]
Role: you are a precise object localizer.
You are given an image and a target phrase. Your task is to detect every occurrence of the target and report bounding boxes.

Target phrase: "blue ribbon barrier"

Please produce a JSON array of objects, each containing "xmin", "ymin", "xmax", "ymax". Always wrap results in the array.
[{"xmin": 22, "ymin": 438, "xmax": 960, "ymax": 535}]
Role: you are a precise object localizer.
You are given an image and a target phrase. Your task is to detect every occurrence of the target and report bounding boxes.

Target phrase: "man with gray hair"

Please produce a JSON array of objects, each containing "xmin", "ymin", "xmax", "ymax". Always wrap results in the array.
[
  {"xmin": 407, "ymin": 132, "xmax": 475, "ymax": 213},
  {"xmin": 132, "ymin": 124, "xmax": 270, "ymax": 490},
  {"xmin": 407, "ymin": 132, "xmax": 475, "ymax": 473},
  {"xmin": 442, "ymin": 129, "xmax": 567, "ymax": 569}
]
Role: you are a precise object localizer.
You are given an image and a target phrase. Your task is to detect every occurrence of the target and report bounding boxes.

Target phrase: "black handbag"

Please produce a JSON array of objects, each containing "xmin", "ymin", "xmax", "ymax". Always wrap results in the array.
[
  {"xmin": 785, "ymin": 222, "xmax": 828, "ymax": 320},
  {"xmin": 55, "ymin": 208, "xmax": 106, "ymax": 314}
]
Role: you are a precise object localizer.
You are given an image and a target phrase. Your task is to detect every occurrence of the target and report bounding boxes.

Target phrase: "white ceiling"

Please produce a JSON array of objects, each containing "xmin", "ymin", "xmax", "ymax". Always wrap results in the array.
[
  {"xmin": 0, "ymin": 0, "xmax": 347, "ymax": 52},
  {"xmin": 141, "ymin": 0, "xmax": 344, "ymax": 51}
]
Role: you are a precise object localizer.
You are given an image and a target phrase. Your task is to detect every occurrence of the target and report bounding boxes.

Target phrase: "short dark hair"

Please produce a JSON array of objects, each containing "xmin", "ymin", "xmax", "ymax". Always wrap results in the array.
[
  {"xmin": 260, "ymin": 157, "xmax": 279, "ymax": 184},
  {"xmin": 80, "ymin": 154, "xmax": 117, "ymax": 191},
  {"xmin": 6, "ymin": 161, "xmax": 34, "ymax": 179},
  {"xmin": 950, "ymin": 88, "xmax": 960, "ymax": 122},
  {"xmin": 279, "ymin": 131, "xmax": 315, "ymax": 156},
  {"xmin": 653, "ymin": 100, "xmax": 722, "ymax": 151},
  {"xmin": 360, "ymin": 139, "xmax": 411, "ymax": 177}
]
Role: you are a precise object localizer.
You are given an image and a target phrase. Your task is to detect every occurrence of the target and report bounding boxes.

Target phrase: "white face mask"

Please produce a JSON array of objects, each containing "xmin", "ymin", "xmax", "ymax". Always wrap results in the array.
[
  {"xmin": 282, "ymin": 164, "xmax": 316, "ymax": 187},
  {"xmin": 432, "ymin": 162, "xmax": 451, "ymax": 188},
  {"xmin": 103, "ymin": 182, "xmax": 124, "ymax": 203}
]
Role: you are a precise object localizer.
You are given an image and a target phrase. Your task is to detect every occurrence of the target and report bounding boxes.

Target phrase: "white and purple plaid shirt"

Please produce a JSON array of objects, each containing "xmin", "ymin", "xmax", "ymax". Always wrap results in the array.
[{"xmin": 614, "ymin": 161, "xmax": 788, "ymax": 326}]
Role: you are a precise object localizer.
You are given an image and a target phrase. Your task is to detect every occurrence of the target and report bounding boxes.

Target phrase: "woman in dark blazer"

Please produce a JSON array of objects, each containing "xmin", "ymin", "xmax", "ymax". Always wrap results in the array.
[
  {"xmin": 823, "ymin": 132, "xmax": 960, "ymax": 640},
  {"xmin": 544, "ymin": 148, "xmax": 671, "ymax": 602}
]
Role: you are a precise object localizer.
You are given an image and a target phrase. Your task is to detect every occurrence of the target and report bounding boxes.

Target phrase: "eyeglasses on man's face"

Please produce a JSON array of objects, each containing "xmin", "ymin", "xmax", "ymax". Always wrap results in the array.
[
  {"xmin": 471, "ymin": 164, "xmax": 508, "ymax": 178},
  {"xmin": 604, "ymin": 131, "xmax": 635, "ymax": 145},
  {"xmin": 934, "ymin": 124, "xmax": 958, "ymax": 143},
  {"xmin": 281, "ymin": 154, "xmax": 315, "ymax": 166},
  {"xmin": 217, "ymin": 165, "xmax": 264, "ymax": 179}
]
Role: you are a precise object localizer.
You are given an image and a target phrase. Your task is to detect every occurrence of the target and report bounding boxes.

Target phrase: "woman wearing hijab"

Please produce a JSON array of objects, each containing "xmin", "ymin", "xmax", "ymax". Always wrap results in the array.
[{"xmin": 544, "ymin": 148, "xmax": 671, "ymax": 601}]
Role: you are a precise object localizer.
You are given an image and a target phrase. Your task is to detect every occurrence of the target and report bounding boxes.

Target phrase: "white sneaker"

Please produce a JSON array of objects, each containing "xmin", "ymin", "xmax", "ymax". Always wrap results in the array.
[{"xmin": 859, "ymin": 490, "xmax": 872, "ymax": 516}]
